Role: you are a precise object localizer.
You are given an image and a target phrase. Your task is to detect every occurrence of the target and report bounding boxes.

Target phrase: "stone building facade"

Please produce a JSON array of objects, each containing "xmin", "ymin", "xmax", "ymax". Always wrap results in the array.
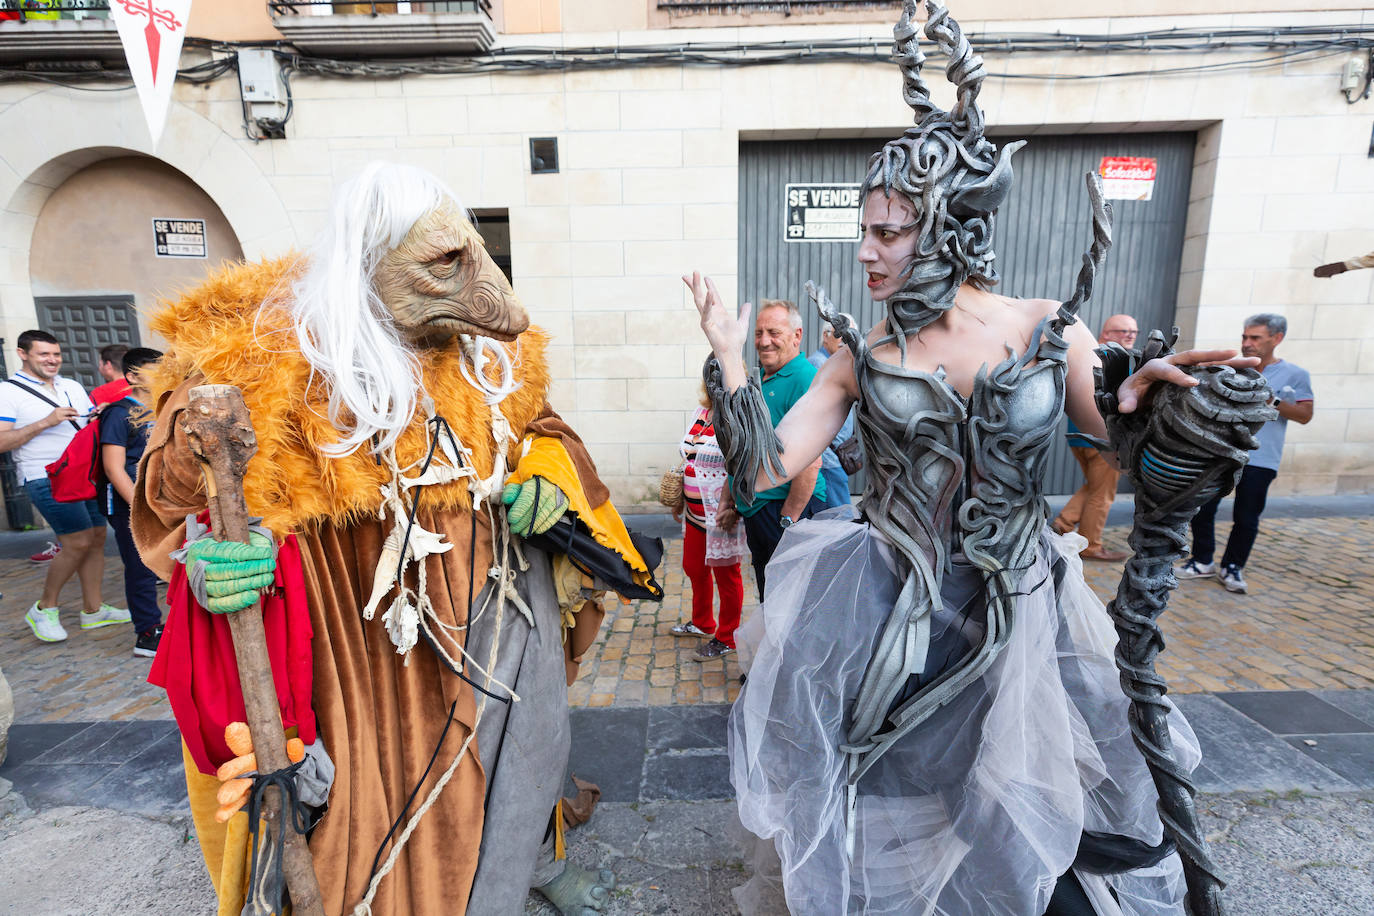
[{"xmin": 0, "ymin": 0, "xmax": 1371, "ymax": 509}]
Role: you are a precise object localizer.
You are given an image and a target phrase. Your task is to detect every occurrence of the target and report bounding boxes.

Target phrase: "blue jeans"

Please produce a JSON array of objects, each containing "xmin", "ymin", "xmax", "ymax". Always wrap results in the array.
[
  {"xmin": 1190, "ymin": 465, "xmax": 1278, "ymax": 570},
  {"xmin": 23, "ymin": 477, "xmax": 104, "ymax": 536},
  {"xmin": 107, "ymin": 499, "xmax": 162, "ymax": 634},
  {"xmin": 819, "ymin": 464, "xmax": 852, "ymax": 509}
]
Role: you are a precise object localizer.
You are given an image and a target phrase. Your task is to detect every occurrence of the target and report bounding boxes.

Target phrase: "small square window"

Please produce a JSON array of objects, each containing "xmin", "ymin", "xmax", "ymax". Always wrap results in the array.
[{"xmin": 529, "ymin": 137, "xmax": 559, "ymax": 174}]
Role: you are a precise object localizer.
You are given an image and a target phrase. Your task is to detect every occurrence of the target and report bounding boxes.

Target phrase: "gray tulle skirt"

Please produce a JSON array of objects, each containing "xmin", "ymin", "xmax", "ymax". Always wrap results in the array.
[{"xmin": 728, "ymin": 508, "xmax": 1200, "ymax": 916}]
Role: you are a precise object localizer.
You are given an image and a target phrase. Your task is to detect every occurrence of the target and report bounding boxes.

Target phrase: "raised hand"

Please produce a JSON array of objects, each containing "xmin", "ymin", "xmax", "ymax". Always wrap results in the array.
[
  {"xmin": 1116, "ymin": 348, "xmax": 1259, "ymax": 415},
  {"xmin": 683, "ymin": 271, "xmax": 751, "ymax": 361}
]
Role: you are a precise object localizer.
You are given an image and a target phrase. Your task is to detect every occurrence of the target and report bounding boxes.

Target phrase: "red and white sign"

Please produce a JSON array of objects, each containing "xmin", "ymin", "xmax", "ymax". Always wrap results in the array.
[
  {"xmin": 1098, "ymin": 156, "xmax": 1158, "ymax": 202},
  {"xmin": 110, "ymin": 0, "xmax": 192, "ymax": 147}
]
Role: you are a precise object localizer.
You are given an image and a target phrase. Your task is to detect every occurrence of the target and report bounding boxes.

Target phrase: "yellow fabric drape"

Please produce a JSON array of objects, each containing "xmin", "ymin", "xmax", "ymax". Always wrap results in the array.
[
  {"xmin": 506, "ymin": 435, "xmax": 653, "ymax": 590},
  {"xmin": 183, "ymin": 742, "xmax": 257, "ymax": 916}
]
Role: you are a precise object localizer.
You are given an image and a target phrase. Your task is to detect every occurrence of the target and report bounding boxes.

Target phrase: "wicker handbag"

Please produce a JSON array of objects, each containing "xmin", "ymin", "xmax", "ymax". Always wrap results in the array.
[{"xmin": 658, "ymin": 462, "xmax": 686, "ymax": 510}]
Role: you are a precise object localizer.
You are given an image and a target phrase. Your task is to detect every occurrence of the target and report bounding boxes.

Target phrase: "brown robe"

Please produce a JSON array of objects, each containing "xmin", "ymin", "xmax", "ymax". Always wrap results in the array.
[{"xmin": 133, "ymin": 379, "xmax": 610, "ymax": 916}]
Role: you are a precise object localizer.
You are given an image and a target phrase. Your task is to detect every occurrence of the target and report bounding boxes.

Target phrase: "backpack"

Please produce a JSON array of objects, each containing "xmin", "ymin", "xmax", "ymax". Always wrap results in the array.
[
  {"xmin": 46, "ymin": 419, "xmax": 104, "ymax": 503},
  {"xmin": 2, "ymin": 378, "xmax": 101, "ymax": 502}
]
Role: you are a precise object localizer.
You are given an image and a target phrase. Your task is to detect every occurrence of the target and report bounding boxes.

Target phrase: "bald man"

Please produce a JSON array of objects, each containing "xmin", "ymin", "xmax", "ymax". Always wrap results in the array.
[{"xmin": 1051, "ymin": 314, "xmax": 1138, "ymax": 561}]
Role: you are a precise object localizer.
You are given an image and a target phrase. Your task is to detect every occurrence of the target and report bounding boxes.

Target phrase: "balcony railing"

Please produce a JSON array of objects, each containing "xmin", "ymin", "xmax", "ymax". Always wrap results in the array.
[
  {"xmin": 1, "ymin": 0, "xmax": 108, "ymax": 20},
  {"xmin": 658, "ymin": 0, "xmax": 898, "ymax": 11},
  {"xmin": 270, "ymin": 0, "xmax": 491, "ymax": 14},
  {"xmin": 0, "ymin": 0, "xmax": 495, "ymax": 61},
  {"xmin": 0, "ymin": 0, "xmax": 491, "ymax": 18}
]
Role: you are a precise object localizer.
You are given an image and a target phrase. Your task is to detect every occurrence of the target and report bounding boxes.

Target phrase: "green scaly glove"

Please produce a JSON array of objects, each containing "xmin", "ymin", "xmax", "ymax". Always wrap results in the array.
[
  {"xmin": 185, "ymin": 531, "xmax": 277, "ymax": 614},
  {"xmin": 502, "ymin": 476, "xmax": 568, "ymax": 537}
]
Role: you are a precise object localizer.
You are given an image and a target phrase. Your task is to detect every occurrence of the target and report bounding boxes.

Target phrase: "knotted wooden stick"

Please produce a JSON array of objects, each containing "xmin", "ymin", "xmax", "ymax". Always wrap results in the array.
[{"xmin": 182, "ymin": 384, "xmax": 325, "ymax": 916}]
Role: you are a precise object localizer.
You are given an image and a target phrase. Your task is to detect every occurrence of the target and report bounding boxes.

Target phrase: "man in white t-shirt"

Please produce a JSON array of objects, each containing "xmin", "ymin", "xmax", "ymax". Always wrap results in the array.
[
  {"xmin": 0, "ymin": 330, "xmax": 125, "ymax": 642},
  {"xmin": 1175, "ymin": 314, "xmax": 1314, "ymax": 595}
]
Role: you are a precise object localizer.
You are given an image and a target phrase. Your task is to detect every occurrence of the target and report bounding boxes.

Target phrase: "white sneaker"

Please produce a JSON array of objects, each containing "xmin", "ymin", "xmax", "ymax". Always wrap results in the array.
[
  {"xmin": 25, "ymin": 603, "xmax": 68, "ymax": 642},
  {"xmin": 1174, "ymin": 559, "xmax": 1215, "ymax": 580},
  {"xmin": 80, "ymin": 603, "xmax": 132, "ymax": 629},
  {"xmin": 1218, "ymin": 564, "xmax": 1248, "ymax": 594}
]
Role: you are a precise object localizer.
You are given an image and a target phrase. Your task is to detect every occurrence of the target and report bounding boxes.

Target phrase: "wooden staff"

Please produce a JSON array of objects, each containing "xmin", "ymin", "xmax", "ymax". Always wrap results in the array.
[{"xmin": 182, "ymin": 384, "xmax": 325, "ymax": 916}]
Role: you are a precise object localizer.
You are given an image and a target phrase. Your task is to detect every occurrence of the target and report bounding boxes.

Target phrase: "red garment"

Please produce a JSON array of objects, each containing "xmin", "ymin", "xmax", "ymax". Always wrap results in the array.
[
  {"xmin": 91, "ymin": 378, "xmax": 131, "ymax": 405},
  {"xmin": 682, "ymin": 521, "xmax": 744, "ymax": 647},
  {"xmin": 148, "ymin": 516, "xmax": 316, "ymax": 775}
]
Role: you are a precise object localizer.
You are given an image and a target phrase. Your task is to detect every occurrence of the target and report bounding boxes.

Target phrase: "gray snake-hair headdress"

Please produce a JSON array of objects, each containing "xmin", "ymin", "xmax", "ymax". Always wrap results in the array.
[{"xmin": 863, "ymin": 0, "xmax": 1025, "ymax": 335}]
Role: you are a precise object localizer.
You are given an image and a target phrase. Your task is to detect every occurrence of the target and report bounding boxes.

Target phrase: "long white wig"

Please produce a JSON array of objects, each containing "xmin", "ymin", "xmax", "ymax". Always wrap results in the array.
[{"xmin": 287, "ymin": 162, "xmax": 460, "ymax": 458}]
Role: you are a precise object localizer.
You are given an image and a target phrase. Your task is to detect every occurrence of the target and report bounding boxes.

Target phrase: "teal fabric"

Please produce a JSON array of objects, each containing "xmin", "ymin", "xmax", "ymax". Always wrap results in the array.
[
  {"xmin": 737, "ymin": 353, "xmax": 827, "ymax": 517},
  {"xmin": 1064, "ymin": 417, "xmax": 1096, "ymax": 449}
]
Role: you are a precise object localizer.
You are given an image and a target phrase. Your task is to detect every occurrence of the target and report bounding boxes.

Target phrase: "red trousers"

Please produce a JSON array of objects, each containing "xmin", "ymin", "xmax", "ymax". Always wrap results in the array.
[{"xmin": 682, "ymin": 521, "xmax": 744, "ymax": 647}]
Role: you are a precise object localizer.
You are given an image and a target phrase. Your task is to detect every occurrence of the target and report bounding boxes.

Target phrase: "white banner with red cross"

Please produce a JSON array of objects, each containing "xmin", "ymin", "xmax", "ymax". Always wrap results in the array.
[{"xmin": 110, "ymin": 0, "xmax": 192, "ymax": 147}]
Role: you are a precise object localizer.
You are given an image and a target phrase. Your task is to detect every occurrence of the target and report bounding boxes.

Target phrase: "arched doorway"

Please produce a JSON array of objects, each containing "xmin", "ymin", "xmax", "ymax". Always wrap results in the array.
[{"xmin": 28, "ymin": 155, "xmax": 244, "ymax": 388}]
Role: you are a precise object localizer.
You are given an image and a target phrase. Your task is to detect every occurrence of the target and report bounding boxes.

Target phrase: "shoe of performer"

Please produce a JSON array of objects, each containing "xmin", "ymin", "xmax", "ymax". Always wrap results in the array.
[
  {"xmin": 694, "ymin": 637, "xmax": 735, "ymax": 661},
  {"xmin": 1218, "ymin": 564, "xmax": 1248, "ymax": 594},
  {"xmin": 1080, "ymin": 547, "xmax": 1129, "ymax": 562},
  {"xmin": 1174, "ymin": 559, "xmax": 1215, "ymax": 580},
  {"xmin": 29, "ymin": 541, "xmax": 60, "ymax": 563},
  {"xmin": 80, "ymin": 603, "xmax": 132, "ymax": 629},
  {"xmin": 133, "ymin": 624, "xmax": 164, "ymax": 658},
  {"xmin": 1050, "ymin": 518, "xmax": 1074, "ymax": 536},
  {"xmin": 670, "ymin": 621, "xmax": 714, "ymax": 639},
  {"xmin": 25, "ymin": 603, "xmax": 67, "ymax": 642}
]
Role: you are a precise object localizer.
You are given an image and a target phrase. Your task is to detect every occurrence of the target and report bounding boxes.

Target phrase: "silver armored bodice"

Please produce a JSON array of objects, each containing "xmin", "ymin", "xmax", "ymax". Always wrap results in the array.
[
  {"xmin": 853, "ymin": 315, "xmax": 1070, "ymax": 581},
  {"xmin": 840, "ymin": 315, "xmax": 1074, "ymax": 796}
]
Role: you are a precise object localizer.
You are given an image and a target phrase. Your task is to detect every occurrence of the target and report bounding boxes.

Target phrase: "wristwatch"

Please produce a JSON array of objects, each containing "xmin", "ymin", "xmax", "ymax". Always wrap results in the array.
[{"xmin": 780, "ymin": 515, "xmax": 795, "ymax": 529}]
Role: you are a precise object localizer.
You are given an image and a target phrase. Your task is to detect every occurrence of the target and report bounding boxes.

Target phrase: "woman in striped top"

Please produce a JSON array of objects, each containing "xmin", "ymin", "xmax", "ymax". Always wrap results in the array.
[{"xmin": 670, "ymin": 372, "xmax": 747, "ymax": 661}]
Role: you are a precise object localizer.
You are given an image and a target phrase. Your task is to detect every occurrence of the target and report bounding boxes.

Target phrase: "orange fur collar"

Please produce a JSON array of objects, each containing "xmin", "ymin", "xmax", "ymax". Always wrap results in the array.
[{"xmin": 147, "ymin": 256, "xmax": 551, "ymax": 534}]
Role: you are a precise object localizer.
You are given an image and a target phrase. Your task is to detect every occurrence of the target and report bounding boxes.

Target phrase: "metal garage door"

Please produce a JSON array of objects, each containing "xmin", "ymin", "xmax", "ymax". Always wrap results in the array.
[{"xmin": 739, "ymin": 131, "xmax": 1195, "ymax": 495}]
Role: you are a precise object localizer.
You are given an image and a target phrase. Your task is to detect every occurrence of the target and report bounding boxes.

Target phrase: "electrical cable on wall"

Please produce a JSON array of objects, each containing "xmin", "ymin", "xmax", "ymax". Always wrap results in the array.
[{"xmin": 2, "ymin": 24, "xmax": 1371, "ymax": 89}]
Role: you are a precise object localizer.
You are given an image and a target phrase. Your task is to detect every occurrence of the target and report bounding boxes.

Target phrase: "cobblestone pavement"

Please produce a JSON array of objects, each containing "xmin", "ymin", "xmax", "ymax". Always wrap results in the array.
[
  {"xmin": 1, "ymin": 513, "xmax": 1370, "ymax": 723},
  {"xmin": 2, "ymin": 790, "xmax": 1368, "ymax": 916},
  {"xmin": 571, "ymin": 514, "xmax": 1374, "ymax": 707},
  {"xmin": 523, "ymin": 790, "xmax": 1374, "ymax": 916},
  {"xmin": 523, "ymin": 791, "xmax": 1374, "ymax": 916},
  {"xmin": 0, "ymin": 544, "xmax": 169, "ymax": 725}
]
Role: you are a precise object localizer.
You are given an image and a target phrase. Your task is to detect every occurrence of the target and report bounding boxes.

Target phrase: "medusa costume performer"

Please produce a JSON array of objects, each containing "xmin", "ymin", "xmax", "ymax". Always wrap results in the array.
[
  {"xmin": 133, "ymin": 164, "xmax": 658, "ymax": 916},
  {"xmin": 704, "ymin": 4, "xmax": 1266, "ymax": 914}
]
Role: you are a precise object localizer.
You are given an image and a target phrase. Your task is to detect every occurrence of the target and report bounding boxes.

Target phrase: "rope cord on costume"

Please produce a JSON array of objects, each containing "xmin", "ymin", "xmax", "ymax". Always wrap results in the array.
[
  {"xmin": 386, "ymin": 418, "xmax": 512, "ymax": 701},
  {"xmin": 349, "ymin": 515, "xmax": 520, "ymax": 916},
  {"xmin": 391, "ymin": 415, "xmax": 452, "ymax": 594},
  {"xmin": 241, "ymin": 759, "xmax": 309, "ymax": 916},
  {"xmin": 369, "ymin": 413, "xmax": 523, "ymax": 702},
  {"xmin": 363, "ymin": 698, "xmax": 460, "ymax": 894}
]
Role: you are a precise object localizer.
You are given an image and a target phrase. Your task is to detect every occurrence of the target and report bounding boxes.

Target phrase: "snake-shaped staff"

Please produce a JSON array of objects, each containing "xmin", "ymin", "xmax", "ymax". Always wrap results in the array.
[{"xmin": 1096, "ymin": 341, "xmax": 1276, "ymax": 916}]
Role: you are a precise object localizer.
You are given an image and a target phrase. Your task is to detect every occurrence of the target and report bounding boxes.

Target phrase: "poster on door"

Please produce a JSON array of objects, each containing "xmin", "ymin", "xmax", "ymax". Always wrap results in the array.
[
  {"xmin": 1098, "ymin": 156, "xmax": 1158, "ymax": 201},
  {"xmin": 785, "ymin": 183, "xmax": 862, "ymax": 242}
]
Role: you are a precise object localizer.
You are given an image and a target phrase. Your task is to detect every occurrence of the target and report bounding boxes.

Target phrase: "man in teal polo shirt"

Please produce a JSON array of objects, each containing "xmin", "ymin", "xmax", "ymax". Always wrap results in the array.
[{"xmin": 720, "ymin": 298, "xmax": 825, "ymax": 604}]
